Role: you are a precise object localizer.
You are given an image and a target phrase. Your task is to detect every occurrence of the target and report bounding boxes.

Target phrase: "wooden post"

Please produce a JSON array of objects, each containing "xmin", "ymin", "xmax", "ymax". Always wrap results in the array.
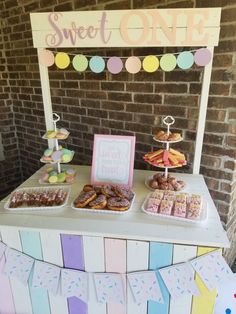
[
  {"xmin": 193, "ymin": 46, "xmax": 214, "ymax": 174},
  {"xmin": 37, "ymin": 48, "xmax": 54, "ymax": 148}
]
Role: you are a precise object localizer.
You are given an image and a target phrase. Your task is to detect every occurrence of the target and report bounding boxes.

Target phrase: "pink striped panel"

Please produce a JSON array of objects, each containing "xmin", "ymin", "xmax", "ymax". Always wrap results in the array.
[
  {"xmin": 105, "ymin": 238, "xmax": 127, "ymax": 314},
  {"xmin": 0, "ymin": 255, "xmax": 16, "ymax": 314}
]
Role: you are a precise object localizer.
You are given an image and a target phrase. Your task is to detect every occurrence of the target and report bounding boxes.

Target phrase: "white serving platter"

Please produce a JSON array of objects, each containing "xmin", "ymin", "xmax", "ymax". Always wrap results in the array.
[
  {"xmin": 153, "ymin": 136, "xmax": 183, "ymax": 144},
  {"xmin": 141, "ymin": 193, "xmax": 208, "ymax": 225},
  {"xmin": 71, "ymin": 193, "xmax": 135, "ymax": 215},
  {"xmin": 4, "ymin": 186, "xmax": 70, "ymax": 212},
  {"xmin": 40, "ymin": 151, "xmax": 75, "ymax": 164},
  {"xmin": 42, "ymin": 131, "xmax": 70, "ymax": 140}
]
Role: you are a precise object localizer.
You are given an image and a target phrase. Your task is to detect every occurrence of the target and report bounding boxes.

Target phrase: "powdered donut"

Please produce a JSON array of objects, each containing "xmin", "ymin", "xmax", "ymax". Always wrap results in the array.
[
  {"xmin": 74, "ymin": 190, "xmax": 96, "ymax": 208},
  {"xmin": 89, "ymin": 194, "xmax": 107, "ymax": 209},
  {"xmin": 107, "ymin": 197, "xmax": 130, "ymax": 211}
]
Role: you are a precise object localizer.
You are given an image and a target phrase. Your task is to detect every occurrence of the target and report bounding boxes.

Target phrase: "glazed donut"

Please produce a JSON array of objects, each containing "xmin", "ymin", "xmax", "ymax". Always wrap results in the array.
[
  {"xmin": 114, "ymin": 186, "xmax": 134, "ymax": 201},
  {"xmin": 101, "ymin": 185, "xmax": 116, "ymax": 198},
  {"xmin": 83, "ymin": 184, "xmax": 94, "ymax": 192},
  {"xmin": 168, "ymin": 177, "xmax": 177, "ymax": 185},
  {"xmin": 159, "ymin": 182, "xmax": 170, "ymax": 190},
  {"xmin": 107, "ymin": 197, "xmax": 130, "ymax": 211},
  {"xmin": 93, "ymin": 185, "xmax": 102, "ymax": 194},
  {"xmin": 153, "ymin": 173, "xmax": 162, "ymax": 181},
  {"xmin": 157, "ymin": 175, "xmax": 168, "ymax": 184},
  {"xmin": 149, "ymin": 179, "xmax": 159, "ymax": 189},
  {"xmin": 74, "ymin": 190, "xmax": 97, "ymax": 208},
  {"xmin": 89, "ymin": 194, "xmax": 107, "ymax": 209}
]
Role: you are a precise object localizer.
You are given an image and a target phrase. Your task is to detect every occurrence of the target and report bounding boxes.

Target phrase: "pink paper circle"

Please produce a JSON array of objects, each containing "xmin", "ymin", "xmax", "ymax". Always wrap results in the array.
[
  {"xmin": 107, "ymin": 57, "xmax": 123, "ymax": 74},
  {"xmin": 125, "ymin": 56, "xmax": 141, "ymax": 74},
  {"xmin": 38, "ymin": 50, "xmax": 54, "ymax": 67},
  {"xmin": 194, "ymin": 48, "xmax": 212, "ymax": 66}
]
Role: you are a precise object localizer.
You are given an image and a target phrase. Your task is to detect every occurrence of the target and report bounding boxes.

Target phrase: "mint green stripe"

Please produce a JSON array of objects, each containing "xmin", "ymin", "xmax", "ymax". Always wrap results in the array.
[{"xmin": 20, "ymin": 231, "xmax": 51, "ymax": 314}]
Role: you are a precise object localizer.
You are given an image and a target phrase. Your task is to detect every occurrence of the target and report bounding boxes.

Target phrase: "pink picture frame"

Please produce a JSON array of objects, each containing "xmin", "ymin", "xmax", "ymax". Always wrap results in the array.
[{"xmin": 91, "ymin": 134, "xmax": 136, "ymax": 188}]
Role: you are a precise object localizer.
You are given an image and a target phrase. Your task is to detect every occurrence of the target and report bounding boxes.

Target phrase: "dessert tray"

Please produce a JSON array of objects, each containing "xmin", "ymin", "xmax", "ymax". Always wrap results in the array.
[
  {"xmin": 145, "ymin": 174, "xmax": 186, "ymax": 192},
  {"xmin": 141, "ymin": 192, "xmax": 208, "ymax": 225},
  {"xmin": 71, "ymin": 194, "xmax": 135, "ymax": 215},
  {"xmin": 71, "ymin": 184, "xmax": 135, "ymax": 215},
  {"xmin": 4, "ymin": 186, "xmax": 70, "ymax": 211},
  {"xmin": 153, "ymin": 136, "xmax": 183, "ymax": 144}
]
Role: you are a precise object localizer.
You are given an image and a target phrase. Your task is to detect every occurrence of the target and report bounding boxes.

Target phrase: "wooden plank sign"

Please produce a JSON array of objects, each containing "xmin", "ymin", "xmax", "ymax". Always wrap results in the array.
[
  {"xmin": 91, "ymin": 134, "xmax": 136, "ymax": 187},
  {"xmin": 30, "ymin": 8, "xmax": 221, "ymax": 48}
]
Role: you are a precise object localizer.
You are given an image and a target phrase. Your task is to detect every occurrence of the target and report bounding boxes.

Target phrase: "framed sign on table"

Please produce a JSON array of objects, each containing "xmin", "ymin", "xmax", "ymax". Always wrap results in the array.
[{"xmin": 91, "ymin": 134, "xmax": 136, "ymax": 187}]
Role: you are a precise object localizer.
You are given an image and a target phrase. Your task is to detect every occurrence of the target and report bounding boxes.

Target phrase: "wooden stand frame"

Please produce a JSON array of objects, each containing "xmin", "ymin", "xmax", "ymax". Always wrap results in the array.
[{"xmin": 31, "ymin": 8, "xmax": 221, "ymax": 174}]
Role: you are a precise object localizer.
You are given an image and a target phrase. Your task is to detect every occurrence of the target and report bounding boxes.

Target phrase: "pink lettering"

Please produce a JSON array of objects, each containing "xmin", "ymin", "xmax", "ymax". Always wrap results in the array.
[{"xmin": 99, "ymin": 12, "xmax": 112, "ymax": 44}]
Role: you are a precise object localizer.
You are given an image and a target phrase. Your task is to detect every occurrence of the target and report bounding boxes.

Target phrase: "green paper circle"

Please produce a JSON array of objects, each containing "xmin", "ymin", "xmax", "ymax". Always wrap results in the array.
[
  {"xmin": 72, "ymin": 55, "xmax": 88, "ymax": 72},
  {"xmin": 160, "ymin": 54, "xmax": 177, "ymax": 72}
]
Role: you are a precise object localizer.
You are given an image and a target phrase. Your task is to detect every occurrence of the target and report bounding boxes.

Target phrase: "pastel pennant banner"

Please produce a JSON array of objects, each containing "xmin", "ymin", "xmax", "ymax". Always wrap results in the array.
[
  {"xmin": 61, "ymin": 268, "xmax": 88, "ymax": 302},
  {"xmin": 191, "ymin": 250, "xmax": 233, "ymax": 292},
  {"xmin": 214, "ymin": 274, "xmax": 236, "ymax": 314},
  {"xmin": 0, "ymin": 242, "xmax": 7, "ymax": 259},
  {"xmin": 93, "ymin": 273, "xmax": 125, "ymax": 304},
  {"xmin": 4, "ymin": 248, "xmax": 34, "ymax": 286},
  {"xmin": 38, "ymin": 48, "xmax": 212, "ymax": 73},
  {"xmin": 32, "ymin": 260, "xmax": 61, "ymax": 295},
  {"xmin": 159, "ymin": 262, "xmax": 199, "ymax": 299},
  {"xmin": 127, "ymin": 271, "xmax": 164, "ymax": 303}
]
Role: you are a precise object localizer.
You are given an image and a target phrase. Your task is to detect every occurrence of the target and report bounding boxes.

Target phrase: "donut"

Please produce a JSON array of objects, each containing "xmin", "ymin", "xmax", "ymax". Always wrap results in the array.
[
  {"xmin": 74, "ymin": 190, "xmax": 96, "ymax": 208},
  {"xmin": 89, "ymin": 194, "xmax": 107, "ymax": 209},
  {"xmin": 101, "ymin": 185, "xmax": 116, "ymax": 198},
  {"xmin": 94, "ymin": 185, "xmax": 102, "ymax": 194},
  {"xmin": 153, "ymin": 173, "xmax": 162, "ymax": 181},
  {"xmin": 114, "ymin": 186, "xmax": 134, "ymax": 201},
  {"xmin": 149, "ymin": 179, "xmax": 159, "ymax": 189},
  {"xmin": 83, "ymin": 184, "xmax": 94, "ymax": 192},
  {"xmin": 157, "ymin": 175, "xmax": 168, "ymax": 184},
  {"xmin": 107, "ymin": 197, "xmax": 130, "ymax": 211}
]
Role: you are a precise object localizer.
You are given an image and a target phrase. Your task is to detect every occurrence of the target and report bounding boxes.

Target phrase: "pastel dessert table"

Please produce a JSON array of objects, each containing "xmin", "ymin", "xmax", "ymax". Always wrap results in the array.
[{"xmin": 0, "ymin": 165, "xmax": 229, "ymax": 314}]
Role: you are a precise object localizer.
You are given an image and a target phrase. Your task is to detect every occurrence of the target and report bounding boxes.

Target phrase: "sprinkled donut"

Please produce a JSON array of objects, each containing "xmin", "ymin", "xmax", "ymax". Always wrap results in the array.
[
  {"xmin": 101, "ymin": 185, "xmax": 116, "ymax": 198},
  {"xmin": 114, "ymin": 186, "xmax": 134, "ymax": 201},
  {"xmin": 89, "ymin": 194, "xmax": 107, "ymax": 209},
  {"xmin": 74, "ymin": 190, "xmax": 96, "ymax": 208},
  {"xmin": 107, "ymin": 197, "xmax": 130, "ymax": 211}
]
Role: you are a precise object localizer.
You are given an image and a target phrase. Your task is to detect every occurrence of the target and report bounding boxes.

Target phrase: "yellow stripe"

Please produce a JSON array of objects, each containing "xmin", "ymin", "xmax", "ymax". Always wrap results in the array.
[{"xmin": 191, "ymin": 247, "xmax": 221, "ymax": 314}]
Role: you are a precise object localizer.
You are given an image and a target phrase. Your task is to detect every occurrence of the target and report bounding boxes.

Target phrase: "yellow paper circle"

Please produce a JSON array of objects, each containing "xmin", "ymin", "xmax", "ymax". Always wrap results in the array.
[
  {"xmin": 160, "ymin": 54, "xmax": 177, "ymax": 72},
  {"xmin": 55, "ymin": 52, "xmax": 70, "ymax": 69},
  {"xmin": 143, "ymin": 55, "xmax": 159, "ymax": 73}
]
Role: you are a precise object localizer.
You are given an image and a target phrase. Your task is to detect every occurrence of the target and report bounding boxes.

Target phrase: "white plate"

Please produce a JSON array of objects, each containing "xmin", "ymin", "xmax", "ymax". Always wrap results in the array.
[
  {"xmin": 4, "ymin": 186, "xmax": 70, "ymax": 211},
  {"xmin": 145, "ymin": 175, "xmax": 186, "ymax": 192},
  {"xmin": 141, "ymin": 193, "xmax": 208, "ymax": 225},
  {"xmin": 42, "ymin": 131, "xmax": 70, "ymax": 140},
  {"xmin": 153, "ymin": 136, "xmax": 183, "ymax": 144},
  {"xmin": 71, "ymin": 193, "xmax": 135, "ymax": 215},
  {"xmin": 40, "ymin": 151, "xmax": 75, "ymax": 164}
]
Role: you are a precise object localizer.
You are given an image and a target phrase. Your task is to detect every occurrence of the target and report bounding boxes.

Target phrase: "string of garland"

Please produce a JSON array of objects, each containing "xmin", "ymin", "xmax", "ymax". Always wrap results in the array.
[{"xmin": 39, "ymin": 47, "xmax": 212, "ymax": 74}]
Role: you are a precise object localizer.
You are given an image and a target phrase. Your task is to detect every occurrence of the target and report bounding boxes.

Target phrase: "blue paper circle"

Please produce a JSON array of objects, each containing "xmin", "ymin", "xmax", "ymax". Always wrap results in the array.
[
  {"xmin": 177, "ymin": 51, "xmax": 194, "ymax": 69},
  {"xmin": 89, "ymin": 56, "xmax": 105, "ymax": 73},
  {"xmin": 225, "ymin": 309, "xmax": 231, "ymax": 314}
]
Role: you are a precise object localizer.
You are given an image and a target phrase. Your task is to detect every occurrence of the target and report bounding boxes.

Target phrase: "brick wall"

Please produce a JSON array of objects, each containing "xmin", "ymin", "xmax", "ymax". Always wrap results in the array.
[
  {"xmin": 0, "ymin": 0, "xmax": 236, "ymax": 263},
  {"xmin": 0, "ymin": 6, "xmax": 21, "ymax": 199}
]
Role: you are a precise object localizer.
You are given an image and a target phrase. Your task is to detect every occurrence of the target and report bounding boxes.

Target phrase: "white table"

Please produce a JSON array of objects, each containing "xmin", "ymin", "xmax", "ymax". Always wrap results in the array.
[
  {"xmin": 0, "ymin": 165, "xmax": 230, "ymax": 314},
  {"xmin": 0, "ymin": 165, "xmax": 229, "ymax": 248}
]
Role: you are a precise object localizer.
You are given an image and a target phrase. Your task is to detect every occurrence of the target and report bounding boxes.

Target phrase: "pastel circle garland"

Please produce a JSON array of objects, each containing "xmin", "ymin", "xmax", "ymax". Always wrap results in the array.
[
  {"xmin": 143, "ymin": 55, "xmax": 159, "ymax": 73},
  {"xmin": 160, "ymin": 54, "xmax": 176, "ymax": 72},
  {"xmin": 107, "ymin": 57, "xmax": 123, "ymax": 74},
  {"xmin": 177, "ymin": 51, "xmax": 194, "ymax": 69},
  {"xmin": 89, "ymin": 56, "xmax": 105, "ymax": 73},
  {"xmin": 38, "ymin": 50, "xmax": 54, "ymax": 67},
  {"xmin": 55, "ymin": 52, "xmax": 70, "ymax": 69},
  {"xmin": 72, "ymin": 55, "xmax": 88, "ymax": 72},
  {"xmin": 194, "ymin": 48, "xmax": 212, "ymax": 66},
  {"xmin": 125, "ymin": 56, "xmax": 141, "ymax": 74}
]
